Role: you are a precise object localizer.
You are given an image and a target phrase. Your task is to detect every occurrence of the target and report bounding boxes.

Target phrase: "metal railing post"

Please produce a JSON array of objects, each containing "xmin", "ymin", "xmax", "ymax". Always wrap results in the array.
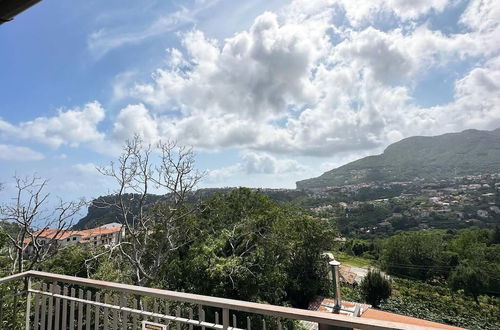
[
  {"xmin": 222, "ymin": 308, "xmax": 229, "ymax": 330},
  {"xmin": 0, "ymin": 271, "xmax": 444, "ymax": 330},
  {"xmin": 25, "ymin": 276, "xmax": 32, "ymax": 330}
]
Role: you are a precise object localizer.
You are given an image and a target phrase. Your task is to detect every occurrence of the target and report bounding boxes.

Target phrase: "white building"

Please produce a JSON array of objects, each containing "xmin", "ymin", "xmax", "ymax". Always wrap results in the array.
[{"xmin": 24, "ymin": 223, "xmax": 125, "ymax": 255}]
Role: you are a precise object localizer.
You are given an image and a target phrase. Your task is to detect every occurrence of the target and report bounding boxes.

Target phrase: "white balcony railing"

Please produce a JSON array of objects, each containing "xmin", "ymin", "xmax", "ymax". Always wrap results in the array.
[{"xmin": 0, "ymin": 270, "xmax": 439, "ymax": 330}]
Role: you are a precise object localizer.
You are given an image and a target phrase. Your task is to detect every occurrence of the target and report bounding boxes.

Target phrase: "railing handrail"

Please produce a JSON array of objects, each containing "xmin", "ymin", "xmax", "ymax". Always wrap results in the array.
[
  {"xmin": 0, "ymin": 270, "xmax": 30, "ymax": 285},
  {"xmin": 0, "ymin": 270, "xmax": 442, "ymax": 330}
]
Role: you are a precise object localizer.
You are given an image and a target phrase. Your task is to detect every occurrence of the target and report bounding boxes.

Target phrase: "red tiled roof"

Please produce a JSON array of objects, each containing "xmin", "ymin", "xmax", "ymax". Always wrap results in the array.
[
  {"xmin": 24, "ymin": 226, "xmax": 122, "ymax": 244},
  {"xmin": 77, "ymin": 226, "xmax": 123, "ymax": 238},
  {"xmin": 310, "ymin": 297, "xmax": 465, "ymax": 329},
  {"xmin": 339, "ymin": 264, "xmax": 358, "ymax": 285}
]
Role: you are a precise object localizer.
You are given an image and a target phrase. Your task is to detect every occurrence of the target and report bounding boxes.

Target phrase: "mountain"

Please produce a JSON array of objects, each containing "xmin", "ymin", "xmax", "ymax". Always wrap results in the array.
[
  {"xmin": 73, "ymin": 194, "xmax": 166, "ymax": 229},
  {"xmin": 297, "ymin": 128, "xmax": 500, "ymax": 189}
]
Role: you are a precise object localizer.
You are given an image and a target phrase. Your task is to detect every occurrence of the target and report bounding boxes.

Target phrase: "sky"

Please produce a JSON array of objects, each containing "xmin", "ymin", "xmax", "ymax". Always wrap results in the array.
[{"xmin": 0, "ymin": 0, "xmax": 499, "ymax": 203}]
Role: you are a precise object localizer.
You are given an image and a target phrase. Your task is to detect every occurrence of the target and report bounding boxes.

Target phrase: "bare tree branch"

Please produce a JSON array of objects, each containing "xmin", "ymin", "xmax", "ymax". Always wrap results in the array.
[
  {"xmin": 96, "ymin": 135, "xmax": 205, "ymax": 286},
  {"xmin": 0, "ymin": 175, "xmax": 85, "ymax": 274}
]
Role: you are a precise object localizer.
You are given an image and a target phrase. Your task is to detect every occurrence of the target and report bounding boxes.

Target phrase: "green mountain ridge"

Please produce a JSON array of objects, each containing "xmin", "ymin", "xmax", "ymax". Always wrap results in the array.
[{"xmin": 297, "ymin": 128, "xmax": 500, "ymax": 189}]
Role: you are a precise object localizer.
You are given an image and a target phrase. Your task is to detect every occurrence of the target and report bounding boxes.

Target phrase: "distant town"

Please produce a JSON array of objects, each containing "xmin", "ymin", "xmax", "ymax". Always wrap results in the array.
[{"xmin": 305, "ymin": 173, "xmax": 500, "ymax": 237}]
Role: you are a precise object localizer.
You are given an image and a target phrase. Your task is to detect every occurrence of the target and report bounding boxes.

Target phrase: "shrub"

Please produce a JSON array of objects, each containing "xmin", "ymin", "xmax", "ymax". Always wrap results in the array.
[{"xmin": 360, "ymin": 269, "xmax": 391, "ymax": 307}]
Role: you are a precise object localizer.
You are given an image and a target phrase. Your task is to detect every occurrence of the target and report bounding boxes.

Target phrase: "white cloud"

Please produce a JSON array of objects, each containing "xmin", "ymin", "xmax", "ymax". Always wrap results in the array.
[
  {"xmin": 72, "ymin": 163, "xmax": 100, "ymax": 176},
  {"xmin": 133, "ymin": 11, "xmax": 326, "ymax": 120},
  {"xmin": 241, "ymin": 151, "xmax": 306, "ymax": 174},
  {"xmin": 205, "ymin": 151, "xmax": 309, "ymax": 187},
  {"xmin": 433, "ymin": 55, "xmax": 500, "ymax": 130},
  {"xmin": 460, "ymin": 0, "xmax": 500, "ymax": 32},
  {"xmin": 334, "ymin": 27, "xmax": 415, "ymax": 83},
  {"xmin": 100, "ymin": 0, "xmax": 500, "ymax": 160},
  {"xmin": 386, "ymin": 0, "xmax": 450, "ymax": 20},
  {"xmin": 88, "ymin": 9, "xmax": 191, "ymax": 58},
  {"xmin": 0, "ymin": 102, "xmax": 105, "ymax": 148},
  {"xmin": 8, "ymin": 0, "xmax": 499, "ymax": 171},
  {"xmin": 0, "ymin": 144, "xmax": 44, "ymax": 161},
  {"xmin": 112, "ymin": 104, "xmax": 159, "ymax": 142},
  {"xmin": 331, "ymin": 0, "xmax": 452, "ymax": 26},
  {"xmin": 87, "ymin": 1, "xmax": 222, "ymax": 58}
]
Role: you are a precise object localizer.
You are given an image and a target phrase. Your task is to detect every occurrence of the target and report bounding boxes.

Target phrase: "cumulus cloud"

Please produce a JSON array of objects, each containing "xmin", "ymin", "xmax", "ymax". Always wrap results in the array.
[
  {"xmin": 112, "ymin": 104, "xmax": 159, "ymax": 142},
  {"xmin": 116, "ymin": 0, "xmax": 498, "ymax": 158},
  {"xmin": 334, "ymin": 27, "xmax": 414, "ymax": 83},
  {"xmin": 10, "ymin": 0, "xmax": 500, "ymax": 165},
  {"xmin": 241, "ymin": 151, "xmax": 306, "ymax": 174},
  {"xmin": 205, "ymin": 151, "xmax": 309, "ymax": 187},
  {"xmin": 0, "ymin": 102, "xmax": 105, "ymax": 148},
  {"xmin": 331, "ymin": 0, "xmax": 452, "ymax": 26},
  {"xmin": 0, "ymin": 144, "xmax": 44, "ymax": 161},
  {"xmin": 435, "ymin": 55, "xmax": 500, "ymax": 129},
  {"xmin": 133, "ymin": 12, "xmax": 325, "ymax": 120},
  {"xmin": 385, "ymin": 0, "xmax": 450, "ymax": 20},
  {"xmin": 460, "ymin": 0, "xmax": 500, "ymax": 32}
]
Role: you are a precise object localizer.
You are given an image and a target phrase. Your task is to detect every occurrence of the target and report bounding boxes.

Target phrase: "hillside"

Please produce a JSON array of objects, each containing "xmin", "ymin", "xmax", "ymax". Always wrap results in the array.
[
  {"xmin": 73, "ymin": 188, "xmax": 306, "ymax": 229},
  {"xmin": 297, "ymin": 128, "xmax": 500, "ymax": 189}
]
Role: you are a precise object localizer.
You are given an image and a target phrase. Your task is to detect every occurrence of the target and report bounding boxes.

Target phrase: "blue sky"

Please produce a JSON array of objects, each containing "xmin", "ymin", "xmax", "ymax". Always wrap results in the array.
[{"xmin": 0, "ymin": 0, "xmax": 499, "ymax": 203}]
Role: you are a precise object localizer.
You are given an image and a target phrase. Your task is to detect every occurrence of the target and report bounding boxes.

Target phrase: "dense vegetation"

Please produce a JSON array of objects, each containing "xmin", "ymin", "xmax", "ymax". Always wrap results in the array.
[
  {"xmin": 297, "ymin": 128, "xmax": 500, "ymax": 189},
  {"xmin": 336, "ymin": 227, "xmax": 500, "ymax": 329},
  {"xmin": 73, "ymin": 188, "xmax": 310, "ymax": 230},
  {"xmin": 1, "ymin": 130, "xmax": 499, "ymax": 330},
  {"xmin": 174, "ymin": 189, "xmax": 334, "ymax": 307},
  {"xmin": 340, "ymin": 228, "xmax": 500, "ymax": 298},
  {"xmin": 343, "ymin": 278, "xmax": 500, "ymax": 330},
  {"xmin": 2, "ymin": 189, "xmax": 335, "ymax": 311}
]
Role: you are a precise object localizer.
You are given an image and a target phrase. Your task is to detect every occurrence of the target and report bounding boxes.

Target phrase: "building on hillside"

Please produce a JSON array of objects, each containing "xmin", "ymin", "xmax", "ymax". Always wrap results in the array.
[
  {"xmin": 477, "ymin": 209, "xmax": 489, "ymax": 218},
  {"xmin": 490, "ymin": 205, "xmax": 500, "ymax": 214},
  {"xmin": 23, "ymin": 223, "xmax": 124, "ymax": 255}
]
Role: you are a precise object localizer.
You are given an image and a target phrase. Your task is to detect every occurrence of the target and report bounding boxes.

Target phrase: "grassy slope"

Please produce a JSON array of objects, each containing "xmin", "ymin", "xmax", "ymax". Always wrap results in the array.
[{"xmin": 334, "ymin": 252, "xmax": 375, "ymax": 268}]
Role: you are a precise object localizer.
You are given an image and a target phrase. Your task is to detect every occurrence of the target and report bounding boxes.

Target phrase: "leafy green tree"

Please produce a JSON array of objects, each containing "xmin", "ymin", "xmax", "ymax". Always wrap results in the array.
[
  {"xmin": 360, "ymin": 269, "xmax": 391, "ymax": 307},
  {"xmin": 91, "ymin": 254, "xmax": 133, "ymax": 284},
  {"xmin": 0, "ymin": 228, "xmax": 8, "ymax": 250},
  {"xmin": 338, "ymin": 203, "xmax": 391, "ymax": 236},
  {"xmin": 447, "ymin": 228, "xmax": 500, "ymax": 296},
  {"xmin": 0, "ymin": 228, "xmax": 10, "ymax": 276},
  {"xmin": 173, "ymin": 188, "xmax": 335, "ymax": 308},
  {"xmin": 450, "ymin": 228, "xmax": 490, "ymax": 259},
  {"xmin": 380, "ymin": 231, "xmax": 451, "ymax": 281},
  {"xmin": 449, "ymin": 264, "xmax": 488, "ymax": 304},
  {"xmin": 343, "ymin": 239, "xmax": 373, "ymax": 256},
  {"xmin": 489, "ymin": 225, "xmax": 500, "ymax": 245},
  {"xmin": 40, "ymin": 245, "xmax": 97, "ymax": 278}
]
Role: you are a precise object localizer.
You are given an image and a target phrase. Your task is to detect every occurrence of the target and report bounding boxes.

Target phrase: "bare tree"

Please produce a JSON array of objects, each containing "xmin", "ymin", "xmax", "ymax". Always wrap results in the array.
[
  {"xmin": 97, "ymin": 136, "xmax": 204, "ymax": 286},
  {"xmin": 0, "ymin": 175, "xmax": 85, "ymax": 274}
]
